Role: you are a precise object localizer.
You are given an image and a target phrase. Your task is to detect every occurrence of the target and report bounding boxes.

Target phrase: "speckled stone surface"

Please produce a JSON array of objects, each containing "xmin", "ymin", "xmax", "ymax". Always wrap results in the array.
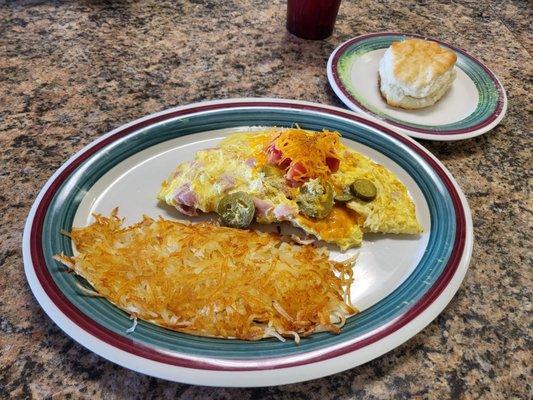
[{"xmin": 0, "ymin": 0, "xmax": 531, "ymax": 398}]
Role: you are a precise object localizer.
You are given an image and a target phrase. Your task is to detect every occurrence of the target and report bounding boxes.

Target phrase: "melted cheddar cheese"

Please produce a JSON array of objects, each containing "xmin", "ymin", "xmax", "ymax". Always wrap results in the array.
[{"xmin": 294, "ymin": 206, "xmax": 364, "ymax": 250}]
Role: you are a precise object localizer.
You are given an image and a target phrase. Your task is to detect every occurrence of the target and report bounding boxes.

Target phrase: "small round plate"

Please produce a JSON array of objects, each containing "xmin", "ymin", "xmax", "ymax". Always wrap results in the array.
[
  {"xmin": 23, "ymin": 98, "xmax": 473, "ymax": 386},
  {"xmin": 327, "ymin": 32, "xmax": 507, "ymax": 141}
]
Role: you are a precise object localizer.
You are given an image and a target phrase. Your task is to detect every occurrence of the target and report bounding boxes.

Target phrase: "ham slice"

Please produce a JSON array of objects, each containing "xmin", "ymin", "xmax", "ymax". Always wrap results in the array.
[
  {"xmin": 253, "ymin": 197, "xmax": 274, "ymax": 217},
  {"xmin": 273, "ymin": 203, "xmax": 298, "ymax": 220},
  {"xmin": 172, "ymin": 184, "xmax": 199, "ymax": 216},
  {"xmin": 218, "ymin": 173, "xmax": 236, "ymax": 192},
  {"xmin": 245, "ymin": 157, "xmax": 257, "ymax": 167},
  {"xmin": 175, "ymin": 204, "xmax": 198, "ymax": 216}
]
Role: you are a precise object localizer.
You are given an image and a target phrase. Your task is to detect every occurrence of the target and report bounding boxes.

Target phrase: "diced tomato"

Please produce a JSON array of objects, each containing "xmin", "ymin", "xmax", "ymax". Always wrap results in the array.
[
  {"xmin": 279, "ymin": 157, "xmax": 291, "ymax": 169},
  {"xmin": 326, "ymin": 157, "xmax": 340, "ymax": 172}
]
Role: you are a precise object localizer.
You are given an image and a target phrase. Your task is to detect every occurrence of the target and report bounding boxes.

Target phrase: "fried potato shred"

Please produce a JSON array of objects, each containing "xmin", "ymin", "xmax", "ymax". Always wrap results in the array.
[{"xmin": 54, "ymin": 210, "xmax": 356, "ymax": 342}]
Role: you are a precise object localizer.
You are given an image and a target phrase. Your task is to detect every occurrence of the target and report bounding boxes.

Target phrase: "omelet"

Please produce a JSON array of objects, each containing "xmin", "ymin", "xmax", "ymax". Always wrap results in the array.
[
  {"xmin": 330, "ymin": 147, "xmax": 423, "ymax": 234},
  {"xmin": 158, "ymin": 128, "xmax": 421, "ymax": 250}
]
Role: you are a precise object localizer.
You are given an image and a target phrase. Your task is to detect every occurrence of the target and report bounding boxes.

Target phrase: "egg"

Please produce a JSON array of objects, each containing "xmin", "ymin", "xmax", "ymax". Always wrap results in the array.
[
  {"xmin": 158, "ymin": 128, "xmax": 422, "ymax": 250},
  {"xmin": 331, "ymin": 147, "xmax": 422, "ymax": 235}
]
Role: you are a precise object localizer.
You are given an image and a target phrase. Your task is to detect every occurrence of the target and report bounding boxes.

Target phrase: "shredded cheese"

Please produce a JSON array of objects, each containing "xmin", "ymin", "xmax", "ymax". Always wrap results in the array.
[{"xmin": 270, "ymin": 128, "xmax": 341, "ymax": 181}]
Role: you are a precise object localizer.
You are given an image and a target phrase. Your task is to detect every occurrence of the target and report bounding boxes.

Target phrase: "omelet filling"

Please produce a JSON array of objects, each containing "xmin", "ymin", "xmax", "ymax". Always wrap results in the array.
[{"xmin": 158, "ymin": 128, "xmax": 422, "ymax": 250}]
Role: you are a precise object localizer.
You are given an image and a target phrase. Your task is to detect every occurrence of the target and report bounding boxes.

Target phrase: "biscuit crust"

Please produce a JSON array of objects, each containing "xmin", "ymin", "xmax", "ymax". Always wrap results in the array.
[{"xmin": 390, "ymin": 39, "xmax": 457, "ymax": 90}]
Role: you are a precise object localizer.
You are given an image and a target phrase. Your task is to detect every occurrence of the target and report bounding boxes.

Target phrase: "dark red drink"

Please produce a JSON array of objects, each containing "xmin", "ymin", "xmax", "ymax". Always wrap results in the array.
[{"xmin": 286, "ymin": 0, "xmax": 342, "ymax": 40}]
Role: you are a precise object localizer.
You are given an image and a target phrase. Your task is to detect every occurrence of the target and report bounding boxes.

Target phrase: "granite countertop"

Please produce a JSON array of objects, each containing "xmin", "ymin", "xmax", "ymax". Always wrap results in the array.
[{"xmin": 0, "ymin": 0, "xmax": 531, "ymax": 398}]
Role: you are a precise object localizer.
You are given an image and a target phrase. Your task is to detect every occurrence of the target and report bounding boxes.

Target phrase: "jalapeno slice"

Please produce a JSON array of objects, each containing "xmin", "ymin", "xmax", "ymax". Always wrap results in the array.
[
  {"xmin": 296, "ymin": 179, "xmax": 334, "ymax": 219},
  {"xmin": 351, "ymin": 179, "xmax": 377, "ymax": 201},
  {"xmin": 217, "ymin": 192, "xmax": 255, "ymax": 228}
]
